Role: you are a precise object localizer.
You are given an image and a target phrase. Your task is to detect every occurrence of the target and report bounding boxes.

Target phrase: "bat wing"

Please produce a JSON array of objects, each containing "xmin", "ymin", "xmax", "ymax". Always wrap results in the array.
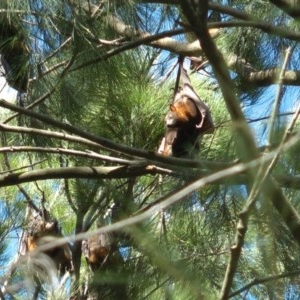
[
  {"xmin": 180, "ymin": 66, "xmax": 214, "ymax": 133},
  {"xmin": 18, "ymin": 231, "xmax": 29, "ymax": 256},
  {"xmin": 158, "ymin": 128, "xmax": 178, "ymax": 156}
]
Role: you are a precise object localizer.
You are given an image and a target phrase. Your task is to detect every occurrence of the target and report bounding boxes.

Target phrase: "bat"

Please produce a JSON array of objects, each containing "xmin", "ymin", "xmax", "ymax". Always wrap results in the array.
[
  {"xmin": 19, "ymin": 207, "xmax": 73, "ymax": 275},
  {"xmin": 159, "ymin": 64, "xmax": 214, "ymax": 157},
  {"xmin": 177, "ymin": 65, "xmax": 214, "ymax": 132}
]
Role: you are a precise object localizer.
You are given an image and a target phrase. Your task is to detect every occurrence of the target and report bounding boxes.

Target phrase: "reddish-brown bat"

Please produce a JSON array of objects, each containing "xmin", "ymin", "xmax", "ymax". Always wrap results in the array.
[
  {"xmin": 20, "ymin": 208, "xmax": 73, "ymax": 275},
  {"xmin": 159, "ymin": 65, "xmax": 214, "ymax": 157}
]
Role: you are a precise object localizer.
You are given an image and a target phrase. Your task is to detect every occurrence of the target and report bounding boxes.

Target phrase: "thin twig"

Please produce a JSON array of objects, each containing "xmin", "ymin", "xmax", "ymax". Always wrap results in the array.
[
  {"xmin": 268, "ymin": 46, "xmax": 294, "ymax": 145},
  {"xmin": 229, "ymin": 269, "xmax": 300, "ymax": 298},
  {"xmin": 220, "ymin": 161, "xmax": 267, "ymax": 298},
  {"xmin": 262, "ymin": 100, "xmax": 300, "ymax": 181},
  {"xmin": 36, "ymin": 60, "xmax": 69, "ymax": 78},
  {"xmin": 0, "ymin": 123, "xmax": 103, "ymax": 149},
  {"xmin": 220, "ymin": 45, "xmax": 295, "ymax": 298},
  {"xmin": 63, "ymin": 177, "xmax": 78, "ymax": 213},
  {"xmin": 42, "ymin": 37, "xmax": 72, "ymax": 64},
  {"xmin": 0, "ymin": 146, "xmax": 135, "ymax": 165},
  {"xmin": 16, "ymin": 186, "xmax": 40, "ymax": 213},
  {"xmin": 70, "ymin": 28, "xmax": 187, "ymax": 72},
  {"xmin": 208, "ymin": 21, "xmax": 300, "ymax": 41},
  {"xmin": 0, "ymin": 159, "xmax": 47, "ymax": 175}
]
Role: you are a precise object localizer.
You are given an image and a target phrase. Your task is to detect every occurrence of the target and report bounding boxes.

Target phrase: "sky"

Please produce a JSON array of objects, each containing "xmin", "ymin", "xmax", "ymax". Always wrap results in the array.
[{"xmin": 0, "ymin": 61, "xmax": 18, "ymax": 104}]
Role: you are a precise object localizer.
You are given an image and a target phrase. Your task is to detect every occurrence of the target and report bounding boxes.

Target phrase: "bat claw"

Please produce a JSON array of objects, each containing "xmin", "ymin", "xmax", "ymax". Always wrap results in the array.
[{"xmin": 195, "ymin": 119, "xmax": 205, "ymax": 129}]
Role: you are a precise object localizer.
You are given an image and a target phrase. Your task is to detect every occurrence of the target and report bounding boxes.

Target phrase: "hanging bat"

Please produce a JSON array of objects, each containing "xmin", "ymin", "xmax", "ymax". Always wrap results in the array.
[
  {"xmin": 82, "ymin": 231, "xmax": 122, "ymax": 272},
  {"xmin": 172, "ymin": 65, "xmax": 214, "ymax": 132},
  {"xmin": 159, "ymin": 65, "xmax": 214, "ymax": 157},
  {"xmin": 19, "ymin": 207, "xmax": 73, "ymax": 275}
]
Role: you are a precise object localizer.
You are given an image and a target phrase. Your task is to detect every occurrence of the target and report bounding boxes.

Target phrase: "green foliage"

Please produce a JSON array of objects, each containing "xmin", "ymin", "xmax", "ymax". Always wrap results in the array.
[{"xmin": 2, "ymin": 0, "xmax": 300, "ymax": 299}]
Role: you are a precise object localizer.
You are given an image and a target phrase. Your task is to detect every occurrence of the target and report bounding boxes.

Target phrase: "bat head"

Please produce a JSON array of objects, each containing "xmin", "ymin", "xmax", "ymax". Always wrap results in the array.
[{"xmin": 165, "ymin": 96, "xmax": 201, "ymax": 128}]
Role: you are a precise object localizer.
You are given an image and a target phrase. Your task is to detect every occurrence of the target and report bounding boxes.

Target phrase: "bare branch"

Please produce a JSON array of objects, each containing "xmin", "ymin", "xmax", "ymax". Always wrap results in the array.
[
  {"xmin": 66, "ymin": 5, "xmax": 300, "ymax": 85},
  {"xmin": 220, "ymin": 108, "xmax": 300, "ymax": 297},
  {"xmin": 0, "ymin": 146, "xmax": 135, "ymax": 165},
  {"xmin": 1, "ymin": 144, "xmax": 300, "ymax": 188},
  {"xmin": 144, "ymin": 3, "xmax": 300, "ymax": 86},
  {"xmin": 3, "ymin": 102, "xmax": 300, "ymax": 190},
  {"xmin": 0, "ymin": 164, "xmax": 173, "ymax": 188},
  {"xmin": 70, "ymin": 28, "xmax": 194, "ymax": 72},
  {"xmin": 268, "ymin": 47, "xmax": 294, "ymax": 144},
  {"xmin": 223, "ymin": 98, "xmax": 300, "ymax": 298},
  {"xmin": 141, "ymin": 0, "xmax": 179, "ymax": 4},
  {"xmin": 229, "ymin": 269, "xmax": 300, "ymax": 298},
  {"xmin": 144, "ymin": 0, "xmax": 300, "ymax": 21},
  {"xmin": 238, "ymin": 68, "xmax": 300, "ymax": 86},
  {"xmin": 106, "ymin": 14, "xmax": 220, "ymax": 51},
  {"xmin": 0, "ymin": 123, "xmax": 103, "ymax": 149},
  {"xmin": 106, "ymin": 17, "xmax": 300, "ymax": 86}
]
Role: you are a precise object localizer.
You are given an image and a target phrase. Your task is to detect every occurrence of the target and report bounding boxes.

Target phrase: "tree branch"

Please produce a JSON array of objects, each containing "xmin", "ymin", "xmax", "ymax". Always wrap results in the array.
[
  {"xmin": 226, "ymin": 101, "xmax": 300, "ymax": 297},
  {"xmin": 68, "ymin": 1, "xmax": 300, "ymax": 86},
  {"xmin": 145, "ymin": 0, "xmax": 300, "ymax": 20},
  {"xmin": 268, "ymin": 47, "xmax": 294, "ymax": 144},
  {"xmin": 0, "ymin": 146, "xmax": 135, "ymax": 166},
  {"xmin": 104, "ymin": 13, "xmax": 300, "ymax": 83},
  {"xmin": 238, "ymin": 68, "xmax": 300, "ymax": 86},
  {"xmin": 6, "ymin": 157, "xmax": 265, "ymax": 252},
  {"xmin": 3, "ymin": 55, "xmax": 76, "ymax": 123},
  {"xmin": 9, "ymin": 146, "xmax": 300, "ymax": 285},
  {"xmin": 1, "ymin": 144, "xmax": 300, "ymax": 188},
  {"xmin": 3, "ymin": 100, "xmax": 300, "ymax": 190},
  {"xmin": 105, "ymin": 14, "xmax": 219, "ymax": 53},
  {"xmin": 0, "ymin": 165, "xmax": 173, "ymax": 188},
  {"xmin": 0, "ymin": 123, "xmax": 102, "ymax": 148},
  {"xmin": 229, "ymin": 269, "xmax": 300, "ymax": 298}
]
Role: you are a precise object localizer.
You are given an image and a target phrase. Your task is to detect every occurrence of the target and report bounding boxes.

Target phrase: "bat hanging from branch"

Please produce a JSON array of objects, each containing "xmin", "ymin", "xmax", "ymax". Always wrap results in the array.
[
  {"xmin": 19, "ymin": 205, "xmax": 73, "ymax": 276},
  {"xmin": 158, "ymin": 57, "xmax": 214, "ymax": 157}
]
